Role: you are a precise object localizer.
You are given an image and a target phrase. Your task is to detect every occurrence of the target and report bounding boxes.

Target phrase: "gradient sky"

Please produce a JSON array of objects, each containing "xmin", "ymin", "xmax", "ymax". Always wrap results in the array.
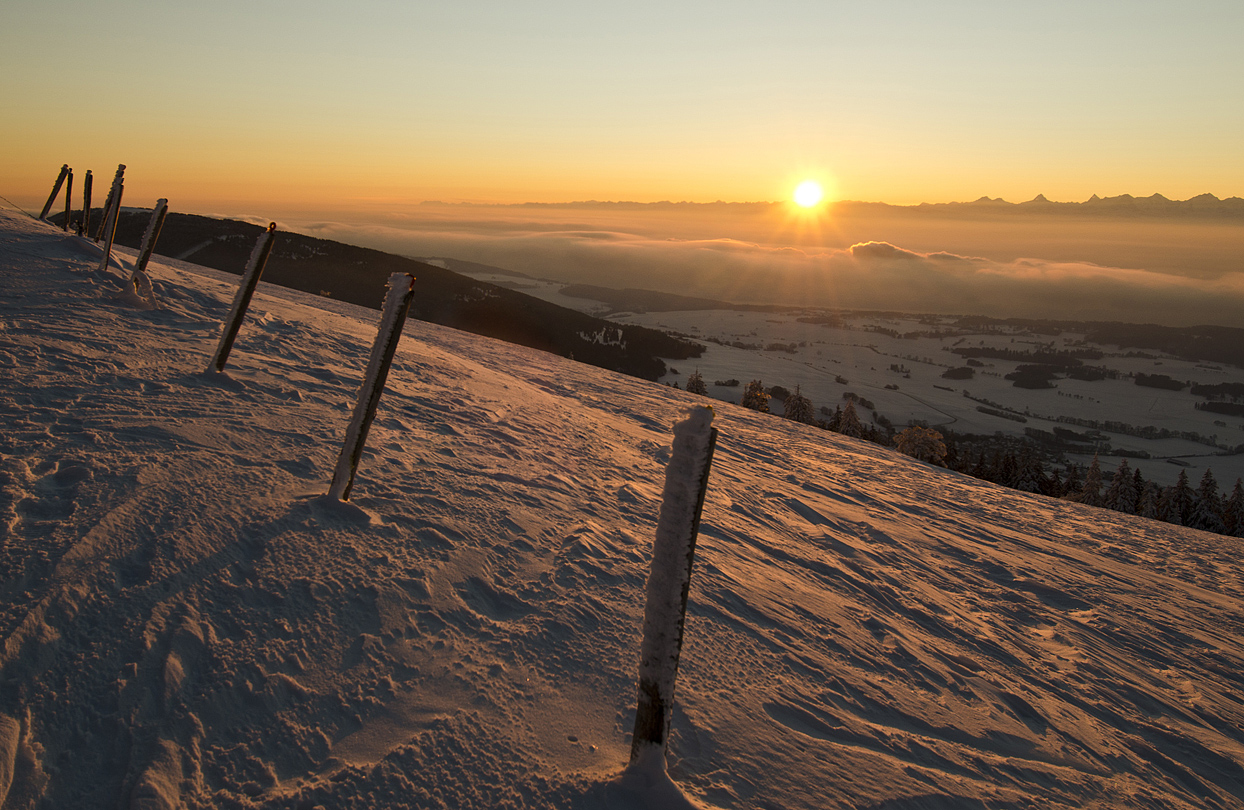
[{"xmin": 4, "ymin": 0, "xmax": 1243, "ymax": 212}]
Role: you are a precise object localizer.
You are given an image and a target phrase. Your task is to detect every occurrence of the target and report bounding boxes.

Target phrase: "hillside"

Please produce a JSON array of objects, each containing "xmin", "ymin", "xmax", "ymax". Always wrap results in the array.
[
  {"xmin": 2, "ymin": 208, "xmax": 1244, "ymax": 809},
  {"xmin": 56, "ymin": 209, "xmax": 703, "ymax": 381}
]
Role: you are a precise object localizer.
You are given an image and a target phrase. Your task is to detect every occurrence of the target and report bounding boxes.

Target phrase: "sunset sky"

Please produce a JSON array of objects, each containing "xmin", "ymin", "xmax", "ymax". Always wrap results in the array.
[{"xmin": 4, "ymin": 1, "xmax": 1243, "ymax": 212}]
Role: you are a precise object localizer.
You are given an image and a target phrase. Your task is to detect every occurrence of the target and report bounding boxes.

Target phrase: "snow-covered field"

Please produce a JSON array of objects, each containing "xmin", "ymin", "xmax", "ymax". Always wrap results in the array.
[
  {"xmin": 460, "ymin": 270, "xmax": 1244, "ymax": 489},
  {"xmin": 3, "ymin": 208, "xmax": 1244, "ymax": 809}
]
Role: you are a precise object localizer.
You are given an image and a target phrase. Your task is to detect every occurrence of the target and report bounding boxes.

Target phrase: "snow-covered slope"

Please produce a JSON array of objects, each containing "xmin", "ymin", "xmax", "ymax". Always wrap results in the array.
[{"xmin": 2, "ymin": 209, "xmax": 1243, "ymax": 809}]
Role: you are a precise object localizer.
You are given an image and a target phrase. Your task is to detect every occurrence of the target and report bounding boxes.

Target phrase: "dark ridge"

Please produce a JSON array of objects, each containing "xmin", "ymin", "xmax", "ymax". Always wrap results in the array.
[
  {"xmin": 73, "ymin": 210, "xmax": 703, "ymax": 381},
  {"xmin": 1086, "ymin": 323, "xmax": 1244, "ymax": 369}
]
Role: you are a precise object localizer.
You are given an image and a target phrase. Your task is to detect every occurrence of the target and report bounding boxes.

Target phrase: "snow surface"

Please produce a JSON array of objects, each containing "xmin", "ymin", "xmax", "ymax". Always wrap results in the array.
[{"xmin": 2, "ymin": 208, "xmax": 1244, "ymax": 809}]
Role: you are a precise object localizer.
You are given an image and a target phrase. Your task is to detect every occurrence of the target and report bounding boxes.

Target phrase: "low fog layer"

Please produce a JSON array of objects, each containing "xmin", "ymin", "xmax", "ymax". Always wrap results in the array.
[{"xmin": 250, "ymin": 202, "xmax": 1244, "ymax": 327}]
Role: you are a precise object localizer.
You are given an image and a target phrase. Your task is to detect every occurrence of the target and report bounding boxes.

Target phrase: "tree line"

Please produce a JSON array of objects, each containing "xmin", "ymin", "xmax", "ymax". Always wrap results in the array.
[{"xmin": 676, "ymin": 371, "xmax": 1244, "ymax": 539}]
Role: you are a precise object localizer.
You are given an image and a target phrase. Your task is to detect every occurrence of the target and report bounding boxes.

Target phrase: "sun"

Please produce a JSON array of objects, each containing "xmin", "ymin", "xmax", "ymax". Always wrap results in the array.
[{"xmin": 793, "ymin": 180, "xmax": 823, "ymax": 208}]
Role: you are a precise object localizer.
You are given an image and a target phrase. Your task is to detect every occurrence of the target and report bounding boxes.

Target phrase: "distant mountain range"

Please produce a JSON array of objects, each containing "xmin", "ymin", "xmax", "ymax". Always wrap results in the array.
[
  {"xmin": 70, "ymin": 210, "xmax": 703, "ymax": 381},
  {"xmin": 911, "ymin": 192, "xmax": 1244, "ymax": 218},
  {"xmin": 418, "ymin": 194, "xmax": 1244, "ymax": 219}
]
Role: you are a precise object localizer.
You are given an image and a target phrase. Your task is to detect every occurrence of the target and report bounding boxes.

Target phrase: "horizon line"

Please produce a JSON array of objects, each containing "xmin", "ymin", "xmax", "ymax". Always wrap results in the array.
[{"xmin": 411, "ymin": 192, "xmax": 1244, "ymax": 209}]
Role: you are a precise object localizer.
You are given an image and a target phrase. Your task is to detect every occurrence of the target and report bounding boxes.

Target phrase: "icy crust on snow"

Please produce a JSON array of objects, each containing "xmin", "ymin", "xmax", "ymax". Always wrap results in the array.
[{"xmin": 2, "ymin": 208, "xmax": 1244, "ymax": 809}]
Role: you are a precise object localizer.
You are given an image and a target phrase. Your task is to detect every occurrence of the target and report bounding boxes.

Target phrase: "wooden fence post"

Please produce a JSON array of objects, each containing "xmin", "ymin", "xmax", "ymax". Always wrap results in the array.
[
  {"xmin": 80, "ymin": 171, "xmax": 93, "ymax": 237},
  {"xmin": 328, "ymin": 272, "xmax": 417, "ymax": 502},
  {"xmin": 94, "ymin": 164, "xmax": 125, "ymax": 241},
  {"xmin": 61, "ymin": 169, "xmax": 73, "ymax": 232},
  {"xmin": 96, "ymin": 181, "xmax": 123, "ymax": 274},
  {"xmin": 38, "ymin": 165, "xmax": 69, "ymax": 221},
  {"xmin": 630, "ymin": 405, "xmax": 718, "ymax": 770},
  {"xmin": 206, "ymin": 223, "xmax": 278, "ymax": 373},
  {"xmin": 133, "ymin": 199, "xmax": 169, "ymax": 276}
]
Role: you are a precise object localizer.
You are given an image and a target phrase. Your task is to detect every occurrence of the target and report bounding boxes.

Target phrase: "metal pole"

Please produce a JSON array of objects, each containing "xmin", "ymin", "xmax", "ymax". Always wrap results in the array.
[
  {"xmin": 96, "ymin": 181, "xmax": 123, "ymax": 274},
  {"xmin": 62, "ymin": 170, "xmax": 73, "ymax": 232},
  {"xmin": 328, "ymin": 272, "xmax": 417, "ymax": 501},
  {"xmin": 80, "ymin": 171, "xmax": 93, "ymax": 237},
  {"xmin": 38, "ymin": 165, "xmax": 69, "ymax": 221},
  {"xmin": 630, "ymin": 406, "xmax": 718, "ymax": 769},
  {"xmin": 133, "ymin": 199, "xmax": 169, "ymax": 276},
  {"xmin": 206, "ymin": 223, "xmax": 278, "ymax": 373}
]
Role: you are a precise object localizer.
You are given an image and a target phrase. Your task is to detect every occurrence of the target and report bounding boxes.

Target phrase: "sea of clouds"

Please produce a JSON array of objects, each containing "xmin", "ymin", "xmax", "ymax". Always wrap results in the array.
[{"xmin": 252, "ymin": 203, "xmax": 1244, "ymax": 327}]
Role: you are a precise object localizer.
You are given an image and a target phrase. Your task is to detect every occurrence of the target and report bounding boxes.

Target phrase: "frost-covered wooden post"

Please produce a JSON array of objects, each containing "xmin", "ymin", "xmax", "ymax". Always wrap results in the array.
[
  {"xmin": 206, "ymin": 223, "xmax": 277, "ymax": 373},
  {"xmin": 328, "ymin": 272, "xmax": 417, "ymax": 502},
  {"xmin": 80, "ymin": 170, "xmax": 93, "ymax": 237},
  {"xmin": 128, "ymin": 199, "xmax": 168, "ymax": 304},
  {"xmin": 133, "ymin": 199, "xmax": 169, "ymax": 276},
  {"xmin": 61, "ymin": 170, "xmax": 74, "ymax": 231},
  {"xmin": 96, "ymin": 181, "xmax": 123, "ymax": 274},
  {"xmin": 38, "ymin": 164, "xmax": 69, "ymax": 221},
  {"xmin": 94, "ymin": 164, "xmax": 125, "ymax": 241},
  {"xmin": 630, "ymin": 405, "xmax": 718, "ymax": 769}
]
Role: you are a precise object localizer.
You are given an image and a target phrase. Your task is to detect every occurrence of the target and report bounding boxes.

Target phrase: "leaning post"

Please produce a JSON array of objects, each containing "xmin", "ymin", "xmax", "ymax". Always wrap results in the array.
[
  {"xmin": 206, "ymin": 223, "xmax": 278, "ymax": 373},
  {"xmin": 80, "ymin": 170, "xmax": 93, "ymax": 236},
  {"xmin": 38, "ymin": 165, "xmax": 69, "ymax": 221},
  {"xmin": 629, "ymin": 405, "xmax": 718, "ymax": 770},
  {"xmin": 133, "ymin": 199, "xmax": 169, "ymax": 276},
  {"xmin": 96, "ymin": 181, "xmax": 124, "ymax": 273},
  {"xmin": 61, "ymin": 169, "xmax": 74, "ymax": 231},
  {"xmin": 94, "ymin": 164, "xmax": 125, "ymax": 241},
  {"xmin": 327, "ymin": 272, "xmax": 417, "ymax": 502},
  {"xmin": 93, "ymin": 185, "xmax": 113, "ymax": 241}
]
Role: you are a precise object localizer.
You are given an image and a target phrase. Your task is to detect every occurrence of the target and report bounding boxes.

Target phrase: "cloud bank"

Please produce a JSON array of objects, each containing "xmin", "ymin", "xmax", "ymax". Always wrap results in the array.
[{"xmin": 280, "ymin": 207, "xmax": 1244, "ymax": 328}]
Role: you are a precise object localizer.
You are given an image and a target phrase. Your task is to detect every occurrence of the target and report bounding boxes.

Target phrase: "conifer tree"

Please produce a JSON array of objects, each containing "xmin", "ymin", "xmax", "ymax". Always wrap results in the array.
[
  {"xmin": 783, "ymin": 385, "xmax": 815, "ymax": 424},
  {"xmin": 1013, "ymin": 453, "xmax": 1042, "ymax": 493},
  {"xmin": 837, "ymin": 400, "xmax": 865, "ymax": 438},
  {"xmin": 827, "ymin": 405, "xmax": 842, "ymax": 432},
  {"xmin": 1224, "ymin": 479, "xmax": 1244, "ymax": 537},
  {"xmin": 1063, "ymin": 463, "xmax": 1082, "ymax": 498},
  {"xmin": 1045, "ymin": 467, "xmax": 1064, "ymax": 498},
  {"xmin": 1172, "ymin": 468, "xmax": 1195, "ymax": 525},
  {"xmin": 1080, "ymin": 454, "xmax": 1104, "ymax": 507},
  {"xmin": 1158, "ymin": 469, "xmax": 1194, "ymax": 526},
  {"xmin": 741, "ymin": 379, "xmax": 770, "ymax": 413},
  {"xmin": 1137, "ymin": 481, "xmax": 1162, "ymax": 519},
  {"xmin": 1104, "ymin": 459, "xmax": 1137, "ymax": 514},
  {"xmin": 1189, "ymin": 468, "xmax": 1224, "ymax": 533},
  {"xmin": 685, "ymin": 369, "xmax": 708, "ymax": 395},
  {"xmin": 1000, "ymin": 452, "xmax": 1021, "ymax": 488}
]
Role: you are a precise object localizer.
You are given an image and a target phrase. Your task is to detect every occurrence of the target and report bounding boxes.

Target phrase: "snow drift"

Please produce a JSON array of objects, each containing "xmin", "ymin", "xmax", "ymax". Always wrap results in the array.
[{"xmin": 1, "ymin": 208, "xmax": 1243, "ymax": 809}]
